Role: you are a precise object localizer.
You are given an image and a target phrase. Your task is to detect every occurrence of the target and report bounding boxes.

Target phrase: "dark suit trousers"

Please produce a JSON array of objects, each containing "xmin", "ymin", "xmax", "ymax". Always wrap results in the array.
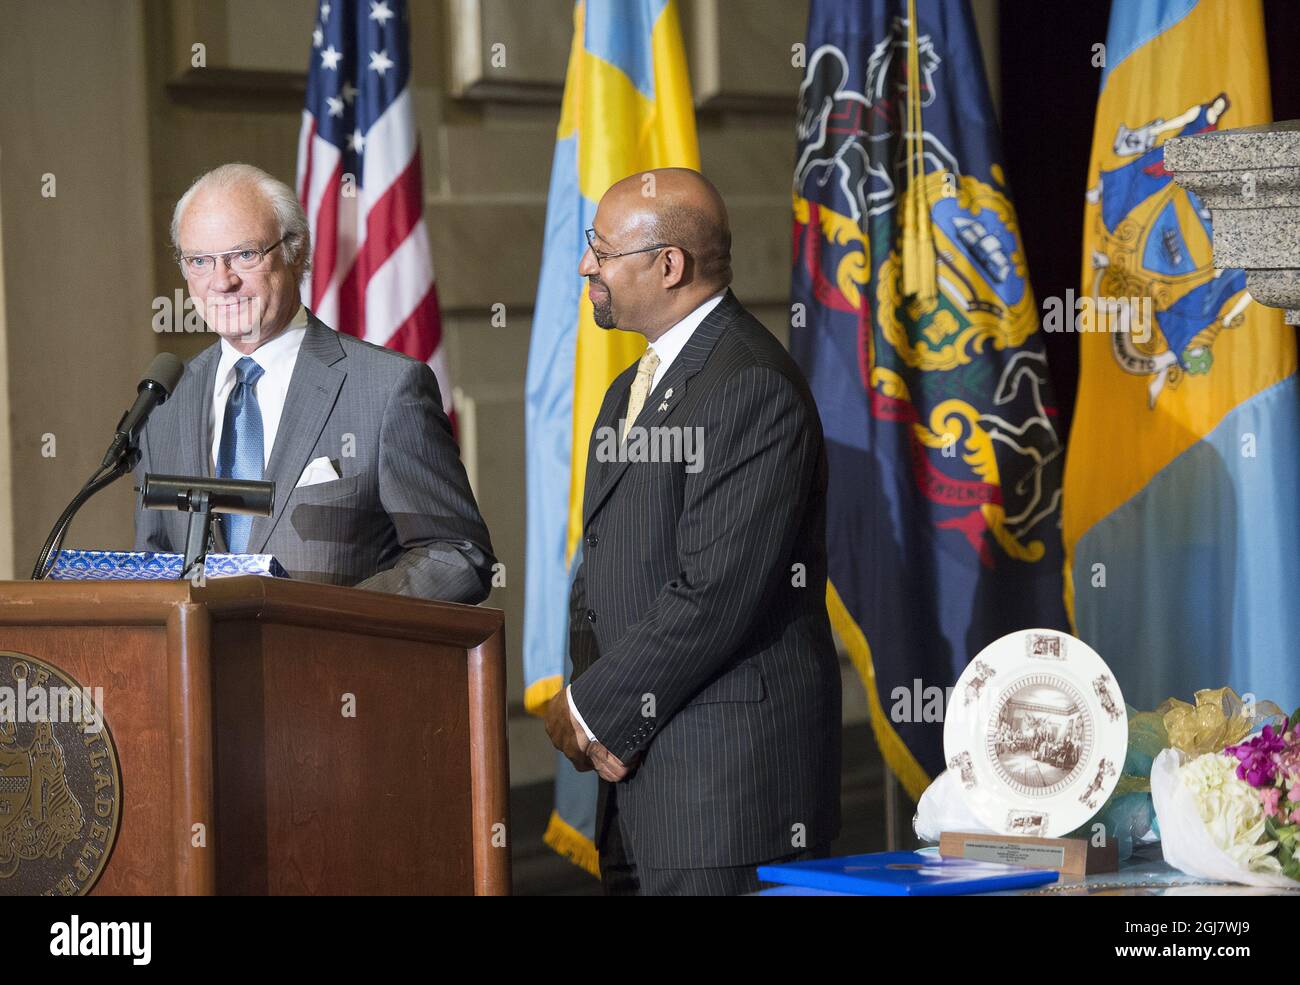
[{"xmin": 598, "ymin": 782, "xmax": 830, "ymax": 896}]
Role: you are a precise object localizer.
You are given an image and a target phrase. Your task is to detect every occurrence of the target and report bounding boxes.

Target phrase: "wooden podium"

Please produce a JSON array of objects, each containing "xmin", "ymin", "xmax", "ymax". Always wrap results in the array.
[{"xmin": 0, "ymin": 577, "xmax": 510, "ymax": 895}]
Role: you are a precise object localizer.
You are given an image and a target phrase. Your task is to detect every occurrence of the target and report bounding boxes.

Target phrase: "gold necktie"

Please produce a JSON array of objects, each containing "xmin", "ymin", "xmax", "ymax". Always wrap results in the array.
[{"xmin": 623, "ymin": 348, "xmax": 661, "ymax": 440}]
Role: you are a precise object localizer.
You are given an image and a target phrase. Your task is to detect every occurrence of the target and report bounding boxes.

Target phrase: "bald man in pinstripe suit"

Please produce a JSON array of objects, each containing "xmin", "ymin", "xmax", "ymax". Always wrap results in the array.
[{"xmin": 544, "ymin": 169, "xmax": 841, "ymax": 895}]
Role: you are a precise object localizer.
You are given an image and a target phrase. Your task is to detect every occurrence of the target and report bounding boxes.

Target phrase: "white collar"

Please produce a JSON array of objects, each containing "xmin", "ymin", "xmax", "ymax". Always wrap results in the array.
[
  {"xmin": 646, "ymin": 291, "xmax": 725, "ymax": 375},
  {"xmin": 215, "ymin": 305, "xmax": 310, "ymax": 383}
]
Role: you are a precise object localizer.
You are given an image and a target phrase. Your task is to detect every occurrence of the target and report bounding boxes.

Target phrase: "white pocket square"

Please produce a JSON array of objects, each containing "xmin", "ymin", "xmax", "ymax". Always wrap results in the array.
[{"xmin": 295, "ymin": 456, "xmax": 342, "ymax": 488}]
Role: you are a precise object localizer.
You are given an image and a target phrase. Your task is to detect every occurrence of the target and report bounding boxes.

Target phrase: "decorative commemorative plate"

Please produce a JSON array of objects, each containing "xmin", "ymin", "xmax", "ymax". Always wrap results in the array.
[{"xmin": 942, "ymin": 629, "xmax": 1128, "ymax": 838}]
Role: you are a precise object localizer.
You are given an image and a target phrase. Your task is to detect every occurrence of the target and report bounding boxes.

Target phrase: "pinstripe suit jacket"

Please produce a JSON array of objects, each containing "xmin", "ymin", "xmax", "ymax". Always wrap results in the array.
[
  {"xmin": 132, "ymin": 312, "xmax": 495, "ymax": 603},
  {"xmin": 569, "ymin": 290, "xmax": 842, "ymax": 868}
]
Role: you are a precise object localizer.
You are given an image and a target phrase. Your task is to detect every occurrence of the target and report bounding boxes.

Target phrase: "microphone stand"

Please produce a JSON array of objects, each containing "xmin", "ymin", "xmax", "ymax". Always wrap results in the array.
[
  {"xmin": 179, "ymin": 488, "xmax": 215, "ymax": 582},
  {"xmin": 30, "ymin": 447, "xmax": 140, "ymax": 581}
]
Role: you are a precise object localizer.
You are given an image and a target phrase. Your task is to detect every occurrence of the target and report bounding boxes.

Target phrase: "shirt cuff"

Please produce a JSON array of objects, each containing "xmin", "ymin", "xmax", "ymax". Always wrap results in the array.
[{"xmin": 566, "ymin": 684, "xmax": 597, "ymax": 743}]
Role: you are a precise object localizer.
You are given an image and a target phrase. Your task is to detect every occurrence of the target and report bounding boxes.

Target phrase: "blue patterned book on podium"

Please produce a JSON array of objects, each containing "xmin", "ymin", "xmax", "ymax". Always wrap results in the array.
[
  {"xmin": 756, "ymin": 851, "xmax": 1058, "ymax": 896},
  {"xmin": 48, "ymin": 550, "xmax": 289, "ymax": 581}
]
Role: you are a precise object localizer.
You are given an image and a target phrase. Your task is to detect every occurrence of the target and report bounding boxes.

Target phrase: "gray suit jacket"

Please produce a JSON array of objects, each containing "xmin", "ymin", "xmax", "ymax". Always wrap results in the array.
[
  {"xmin": 568, "ymin": 290, "xmax": 842, "ymax": 868},
  {"xmin": 133, "ymin": 312, "xmax": 495, "ymax": 603}
]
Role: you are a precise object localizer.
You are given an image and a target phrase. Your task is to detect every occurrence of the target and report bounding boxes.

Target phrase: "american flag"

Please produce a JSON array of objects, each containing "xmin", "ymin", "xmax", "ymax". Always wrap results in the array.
[{"xmin": 297, "ymin": 0, "xmax": 450, "ymax": 412}]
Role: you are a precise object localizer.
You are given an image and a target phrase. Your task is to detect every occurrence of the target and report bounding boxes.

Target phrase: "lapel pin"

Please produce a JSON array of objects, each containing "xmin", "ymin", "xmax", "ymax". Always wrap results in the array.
[{"xmin": 665, "ymin": 388, "xmax": 673, "ymax": 399}]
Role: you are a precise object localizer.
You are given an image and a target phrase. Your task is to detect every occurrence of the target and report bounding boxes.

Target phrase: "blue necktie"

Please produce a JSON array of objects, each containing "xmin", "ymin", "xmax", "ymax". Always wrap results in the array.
[{"xmin": 216, "ymin": 357, "xmax": 265, "ymax": 554}]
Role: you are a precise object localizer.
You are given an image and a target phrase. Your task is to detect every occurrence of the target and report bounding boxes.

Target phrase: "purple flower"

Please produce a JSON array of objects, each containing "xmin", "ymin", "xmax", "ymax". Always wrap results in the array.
[{"xmin": 1225, "ymin": 725, "xmax": 1286, "ymax": 788}]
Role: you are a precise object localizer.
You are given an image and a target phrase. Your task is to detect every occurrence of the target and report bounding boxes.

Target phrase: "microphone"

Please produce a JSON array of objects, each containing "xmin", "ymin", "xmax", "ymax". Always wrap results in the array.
[
  {"xmin": 140, "ymin": 474, "xmax": 275, "ymax": 519},
  {"xmin": 32, "ymin": 353, "xmax": 187, "ymax": 580},
  {"xmin": 102, "ymin": 352, "xmax": 185, "ymax": 469},
  {"xmin": 141, "ymin": 474, "xmax": 275, "ymax": 576}
]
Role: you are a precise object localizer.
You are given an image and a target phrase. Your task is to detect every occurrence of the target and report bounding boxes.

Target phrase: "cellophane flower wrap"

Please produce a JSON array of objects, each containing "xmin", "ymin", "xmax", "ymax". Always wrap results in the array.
[{"xmin": 1150, "ymin": 689, "xmax": 1298, "ymax": 887}]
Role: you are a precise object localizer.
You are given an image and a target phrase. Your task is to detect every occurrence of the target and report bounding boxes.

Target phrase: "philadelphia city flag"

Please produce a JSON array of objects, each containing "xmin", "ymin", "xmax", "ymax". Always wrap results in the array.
[
  {"xmin": 790, "ymin": 0, "xmax": 1068, "ymax": 799},
  {"xmin": 1064, "ymin": 0, "xmax": 1300, "ymax": 713}
]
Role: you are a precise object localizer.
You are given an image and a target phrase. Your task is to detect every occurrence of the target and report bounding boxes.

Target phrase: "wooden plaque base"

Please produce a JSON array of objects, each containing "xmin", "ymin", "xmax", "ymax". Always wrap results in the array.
[{"xmin": 939, "ymin": 830, "xmax": 1119, "ymax": 876}]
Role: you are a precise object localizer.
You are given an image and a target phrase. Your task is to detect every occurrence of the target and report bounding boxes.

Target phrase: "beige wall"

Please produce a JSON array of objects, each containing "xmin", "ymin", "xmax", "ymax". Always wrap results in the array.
[
  {"xmin": 0, "ymin": 132, "xmax": 11, "ymax": 581},
  {"xmin": 0, "ymin": 0, "xmax": 156, "ymax": 579},
  {"xmin": 0, "ymin": 0, "xmax": 998, "ymax": 786}
]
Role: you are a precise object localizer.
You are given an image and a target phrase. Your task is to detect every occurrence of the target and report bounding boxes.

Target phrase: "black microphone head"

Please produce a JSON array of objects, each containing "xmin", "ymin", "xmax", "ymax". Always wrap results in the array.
[
  {"xmin": 142, "ymin": 474, "xmax": 275, "ymax": 516},
  {"xmin": 142, "ymin": 352, "xmax": 185, "ymax": 397}
]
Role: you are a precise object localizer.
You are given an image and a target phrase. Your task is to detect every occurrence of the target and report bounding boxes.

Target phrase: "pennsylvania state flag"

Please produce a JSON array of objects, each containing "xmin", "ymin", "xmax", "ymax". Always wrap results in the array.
[
  {"xmin": 1064, "ymin": 0, "xmax": 1300, "ymax": 712},
  {"xmin": 523, "ymin": 0, "xmax": 698, "ymax": 874},
  {"xmin": 790, "ymin": 0, "xmax": 1067, "ymax": 799}
]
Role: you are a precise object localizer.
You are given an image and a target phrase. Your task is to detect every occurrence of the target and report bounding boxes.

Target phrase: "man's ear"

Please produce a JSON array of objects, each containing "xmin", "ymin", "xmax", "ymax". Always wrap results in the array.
[{"xmin": 660, "ymin": 245, "xmax": 688, "ymax": 289}]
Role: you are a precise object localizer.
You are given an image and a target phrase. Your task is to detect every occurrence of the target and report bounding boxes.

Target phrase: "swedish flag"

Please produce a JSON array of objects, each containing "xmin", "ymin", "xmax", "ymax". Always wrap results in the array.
[{"xmin": 523, "ymin": 0, "xmax": 698, "ymax": 875}]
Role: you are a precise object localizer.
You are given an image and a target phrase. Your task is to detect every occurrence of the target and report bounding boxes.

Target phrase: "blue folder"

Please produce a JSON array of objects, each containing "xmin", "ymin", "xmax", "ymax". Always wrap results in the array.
[
  {"xmin": 756, "ymin": 851, "xmax": 1058, "ymax": 896},
  {"xmin": 48, "ymin": 549, "xmax": 289, "ymax": 581}
]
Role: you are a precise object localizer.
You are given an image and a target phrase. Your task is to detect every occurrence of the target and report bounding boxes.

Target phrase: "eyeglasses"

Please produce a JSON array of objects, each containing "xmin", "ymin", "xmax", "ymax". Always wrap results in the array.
[
  {"xmin": 178, "ymin": 235, "xmax": 290, "ymax": 277},
  {"xmin": 584, "ymin": 228, "xmax": 674, "ymax": 267}
]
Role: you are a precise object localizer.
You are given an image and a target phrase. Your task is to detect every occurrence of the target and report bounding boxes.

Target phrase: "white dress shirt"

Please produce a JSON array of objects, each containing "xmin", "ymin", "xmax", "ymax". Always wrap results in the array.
[
  {"xmin": 210, "ymin": 305, "xmax": 310, "ymax": 473},
  {"xmin": 566, "ymin": 290, "xmax": 726, "ymax": 744},
  {"xmin": 645, "ymin": 290, "xmax": 725, "ymax": 392}
]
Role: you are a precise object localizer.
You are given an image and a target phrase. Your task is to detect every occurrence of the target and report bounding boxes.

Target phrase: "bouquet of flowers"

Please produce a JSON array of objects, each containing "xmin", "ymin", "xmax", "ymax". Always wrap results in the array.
[{"xmin": 1150, "ymin": 690, "xmax": 1299, "ymax": 888}]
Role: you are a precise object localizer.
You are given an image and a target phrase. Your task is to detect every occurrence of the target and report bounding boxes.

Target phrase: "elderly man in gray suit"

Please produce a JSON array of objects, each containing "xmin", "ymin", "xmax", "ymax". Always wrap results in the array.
[{"xmin": 134, "ymin": 163, "xmax": 494, "ymax": 603}]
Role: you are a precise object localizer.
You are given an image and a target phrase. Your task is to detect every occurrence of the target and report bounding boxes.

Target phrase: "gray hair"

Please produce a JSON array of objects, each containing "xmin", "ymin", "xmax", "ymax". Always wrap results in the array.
[{"xmin": 170, "ymin": 163, "xmax": 311, "ymax": 273}]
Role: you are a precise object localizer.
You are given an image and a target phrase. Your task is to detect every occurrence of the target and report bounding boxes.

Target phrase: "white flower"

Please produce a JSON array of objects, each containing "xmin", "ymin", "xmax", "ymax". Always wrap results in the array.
[{"xmin": 1179, "ymin": 753, "xmax": 1282, "ymax": 874}]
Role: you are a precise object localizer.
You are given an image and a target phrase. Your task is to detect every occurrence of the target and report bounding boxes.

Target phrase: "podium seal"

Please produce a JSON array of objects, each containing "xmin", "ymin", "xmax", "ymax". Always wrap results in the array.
[{"xmin": 0, "ymin": 651, "xmax": 122, "ymax": 896}]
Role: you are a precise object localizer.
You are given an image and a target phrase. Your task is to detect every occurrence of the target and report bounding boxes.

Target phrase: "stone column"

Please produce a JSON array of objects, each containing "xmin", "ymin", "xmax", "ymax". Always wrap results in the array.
[{"xmin": 1165, "ymin": 120, "xmax": 1300, "ymax": 326}]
